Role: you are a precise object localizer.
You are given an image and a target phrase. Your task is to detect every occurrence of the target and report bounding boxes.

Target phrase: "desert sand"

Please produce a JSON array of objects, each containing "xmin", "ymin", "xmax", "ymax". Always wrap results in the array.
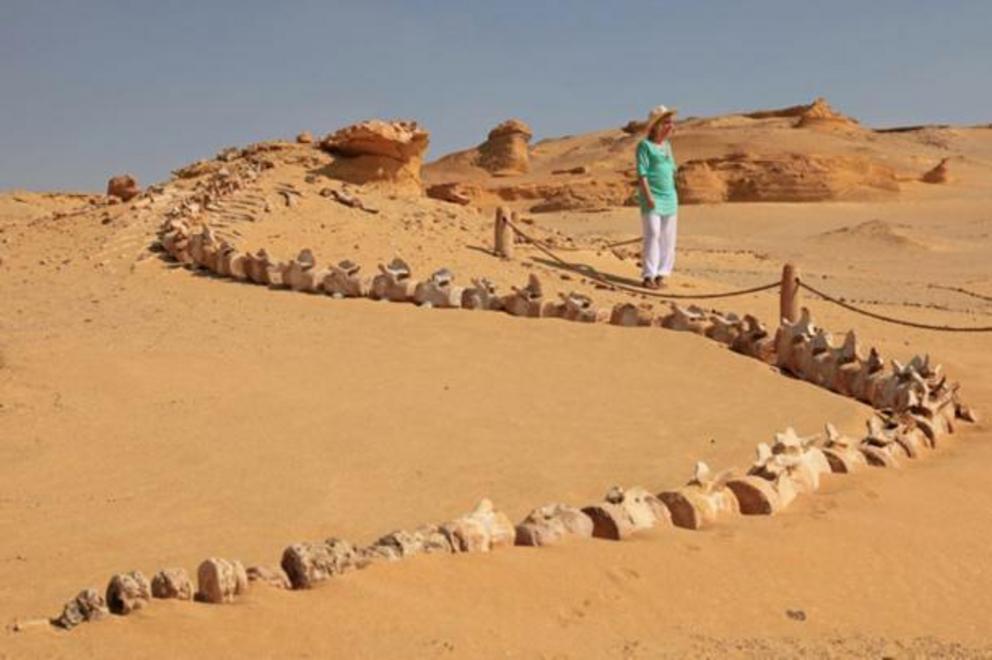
[{"xmin": 2, "ymin": 100, "xmax": 992, "ymax": 658}]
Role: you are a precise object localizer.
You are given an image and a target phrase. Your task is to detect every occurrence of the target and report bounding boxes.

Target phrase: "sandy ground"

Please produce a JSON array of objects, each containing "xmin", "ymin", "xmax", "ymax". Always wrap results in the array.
[{"xmin": 2, "ymin": 121, "xmax": 992, "ymax": 657}]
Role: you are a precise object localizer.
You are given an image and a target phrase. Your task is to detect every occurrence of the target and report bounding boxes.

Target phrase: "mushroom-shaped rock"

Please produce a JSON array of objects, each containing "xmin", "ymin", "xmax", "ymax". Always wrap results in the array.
[
  {"xmin": 515, "ymin": 503, "xmax": 594, "ymax": 547},
  {"xmin": 280, "ymin": 538, "xmax": 361, "ymax": 590},
  {"xmin": 476, "ymin": 119, "xmax": 533, "ymax": 175},
  {"xmin": 659, "ymin": 462, "xmax": 740, "ymax": 530},
  {"xmin": 150, "ymin": 568, "xmax": 194, "ymax": 600},
  {"xmin": 323, "ymin": 260, "xmax": 370, "ymax": 298},
  {"xmin": 106, "ymin": 571, "xmax": 152, "ymax": 615},
  {"xmin": 195, "ymin": 558, "xmax": 248, "ymax": 604},
  {"xmin": 51, "ymin": 588, "xmax": 109, "ymax": 630},
  {"xmin": 320, "ymin": 120, "xmax": 429, "ymax": 191},
  {"xmin": 440, "ymin": 499, "xmax": 515, "ymax": 553},
  {"xmin": 581, "ymin": 486, "xmax": 670, "ymax": 540},
  {"xmin": 370, "ymin": 257, "xmax": 415, "ymax": 302},
  {"xmin": 107, "ymin": 174, "xmax": 141, "ymax": 202},
  {"xmin": 413, "ymin": 268, "xmax": 464, "ymax": 308},
  {"xmin": 246, "ymin": 565, "xmax": 292, "ymax": 589}
]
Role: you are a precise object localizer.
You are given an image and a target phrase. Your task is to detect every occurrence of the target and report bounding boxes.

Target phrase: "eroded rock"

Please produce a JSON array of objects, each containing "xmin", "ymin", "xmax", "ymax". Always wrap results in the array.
[
  {"xmin": 107, "ymin": 174, "xmax": 141, "ymax": 202},
  {"xmin": 320, "ymin": 120, "xmax": 429, "ymax": 190},
  {"xmin": 51, "ymin": 588, "xmax": 108, "ymax": 630},
  {"xmin": 477, "ymin": 119, "xmax": 532, "ymax": 175}
]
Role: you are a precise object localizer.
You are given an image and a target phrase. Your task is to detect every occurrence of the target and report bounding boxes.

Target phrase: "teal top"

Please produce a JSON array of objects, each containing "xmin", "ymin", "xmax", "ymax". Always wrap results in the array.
[{"xmin": 635, "ymin": 138, "xmax": 678, "ymax": 215}]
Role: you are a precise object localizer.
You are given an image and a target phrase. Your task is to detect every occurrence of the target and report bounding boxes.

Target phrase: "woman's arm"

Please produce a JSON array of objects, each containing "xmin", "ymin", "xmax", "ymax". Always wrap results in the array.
[{"xmin": 638, "ymin": 176, "xmax": 654, "ymax": 209}]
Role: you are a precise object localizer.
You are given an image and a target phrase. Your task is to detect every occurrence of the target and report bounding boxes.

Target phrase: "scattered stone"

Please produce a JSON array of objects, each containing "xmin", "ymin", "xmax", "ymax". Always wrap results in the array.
[
  {"xmin": 195, "ymin": 558, "xmax": 248, "ymax": 604},
  {"xmin": 150, "ymin": 568, "xmax": 193, "ymax": 600},
  {"xmin": 106, "ymin": 570, "xmax": 152, "ymax": 615},
  {"xmin": 107, "ymin": 174, "xmax": 141, "ymax": 202}
]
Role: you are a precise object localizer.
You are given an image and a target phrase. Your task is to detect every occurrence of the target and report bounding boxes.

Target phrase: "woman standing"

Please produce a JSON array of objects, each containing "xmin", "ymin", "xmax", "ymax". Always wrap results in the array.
[{"xmin": 635, "ymin": 105, "xmax": 678, "ymax": 289}]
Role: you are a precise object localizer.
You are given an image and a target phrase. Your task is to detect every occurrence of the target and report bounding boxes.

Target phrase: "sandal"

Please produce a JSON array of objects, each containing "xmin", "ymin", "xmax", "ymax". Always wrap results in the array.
[{"xmin": 642, "ymin": 277, "xmax": 659, "ymax": 290}]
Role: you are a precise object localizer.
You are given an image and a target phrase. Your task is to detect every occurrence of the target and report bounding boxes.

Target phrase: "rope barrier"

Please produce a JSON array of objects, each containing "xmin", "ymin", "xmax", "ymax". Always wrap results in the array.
[
  {"xmin": 504, "ymin": 218, "xmax": 780, "ymax": 300},
  {"xmin": 797, "ymin": 280, "xmax": 992, "ymax": 333},
  {"xmin": 927, "ymin": 283, "xmax": 992, "ymax": 304}
]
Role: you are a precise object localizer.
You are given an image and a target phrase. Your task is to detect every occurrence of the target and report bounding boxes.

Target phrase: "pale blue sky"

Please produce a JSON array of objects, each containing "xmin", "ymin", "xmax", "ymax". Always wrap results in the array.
[{"xmin": 2, "ymin": 0, "xmax": 990, "ymax": 191}]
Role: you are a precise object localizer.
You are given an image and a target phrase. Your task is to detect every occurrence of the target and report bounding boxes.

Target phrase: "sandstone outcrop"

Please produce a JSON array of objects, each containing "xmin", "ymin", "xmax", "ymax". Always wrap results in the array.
[
  {"xmin": 320, "ymin": 120, "xmax": 429, "ymax": 191},
  {"xmin": 107, "ymin": 174, "xmax": 141, "ymax": 202},
  {"xmin": 921, "ymin": 157, "xmax": 951, "ymax": 183},
  {"xmin": 195, "ymin": 558, "xmax": 248, "ymax": 604},
  {"xmin": 476, "ymin": 119, "xmax": 532, "ymax": 175},
  {"xmin": 677, "ymin": 153, "xmax": 899, "ymax": 204},
  {"xmin": 106, "ymin": 571, "xmax": 152, "ymax": 615},
  {"xmin": 796, "ymin": 97, "xmax": 859, "ymax": 130}
]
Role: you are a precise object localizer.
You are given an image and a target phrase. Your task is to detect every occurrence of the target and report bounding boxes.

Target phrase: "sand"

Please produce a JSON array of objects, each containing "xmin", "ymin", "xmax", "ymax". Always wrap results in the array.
[{"xmin": 2, "ymin": 108, "xmax": 992, "ymax": 658}]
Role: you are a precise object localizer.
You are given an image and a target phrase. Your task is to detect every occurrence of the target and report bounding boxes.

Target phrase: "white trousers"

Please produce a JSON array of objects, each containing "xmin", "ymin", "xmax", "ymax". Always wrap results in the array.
[{"xmin": 641, "ymin": 211, "xmax": 678, "ymax": 279}]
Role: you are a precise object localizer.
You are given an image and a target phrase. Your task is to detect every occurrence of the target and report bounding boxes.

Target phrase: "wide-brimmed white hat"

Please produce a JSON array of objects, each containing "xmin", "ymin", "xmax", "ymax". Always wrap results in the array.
[{"xmin": 646, "ymin": 105, "xmax": 678, "ymax": 131}]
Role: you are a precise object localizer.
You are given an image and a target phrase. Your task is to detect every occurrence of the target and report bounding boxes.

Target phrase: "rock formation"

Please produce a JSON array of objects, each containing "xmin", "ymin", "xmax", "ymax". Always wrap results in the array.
[
  {"xmin": 476, "ymin": 119, "xmax": 533, "ymax": 175},
  {"xmin": 676, "ymin": 153, "xmax": 899, "ymax": 204},
  {"xmin": 107, "ymin": 174, "xmax": 141, "ymax": 202},
  {"xmin": 320, "ymin": 120, "xmax": 429, "ymax": 191},
  {"xmin": 921, "ymin": 157, "xmax": 951, "ymax": 183},
  {"xmin": 796, "ymin": 97, "xmax": 859, "ymax": 130}
]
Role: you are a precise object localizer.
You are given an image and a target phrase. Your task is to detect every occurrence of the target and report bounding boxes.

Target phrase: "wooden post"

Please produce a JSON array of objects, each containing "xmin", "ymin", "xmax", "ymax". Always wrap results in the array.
[
  {"xmin": 780, "ymin": 262, "xmax": 800, "ymax": 323},
  {"xmin": 493, "ymin": 206, "xmax": 514, "ymax": 259}
]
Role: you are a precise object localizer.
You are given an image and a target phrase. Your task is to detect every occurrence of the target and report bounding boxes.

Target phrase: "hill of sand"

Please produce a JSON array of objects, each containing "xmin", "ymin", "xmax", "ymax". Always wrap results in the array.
[{"xmin": 3, "ymin": 100, "xmax": 992, "ymax": 658}]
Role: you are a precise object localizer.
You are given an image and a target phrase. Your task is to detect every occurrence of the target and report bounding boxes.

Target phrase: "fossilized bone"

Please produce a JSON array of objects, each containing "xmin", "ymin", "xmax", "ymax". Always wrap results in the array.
[
  {"xmin": 323, "ymin": 260, "xmax": 370, "ymax": 298},
  {"xmin": 658, "ymin": 461, "xmax": 739, "ymax": 530},
  {"xmin": 413, "ymin": 268, "xmax": 464, "ymax": 308}
]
